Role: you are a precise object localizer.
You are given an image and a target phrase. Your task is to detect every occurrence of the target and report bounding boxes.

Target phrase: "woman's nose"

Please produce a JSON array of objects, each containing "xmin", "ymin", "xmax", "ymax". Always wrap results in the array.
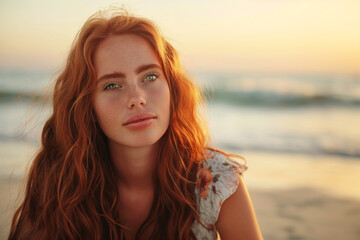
[{"xmin": 127, "ymin": 85, "xmax": 146, "ymax": 109}]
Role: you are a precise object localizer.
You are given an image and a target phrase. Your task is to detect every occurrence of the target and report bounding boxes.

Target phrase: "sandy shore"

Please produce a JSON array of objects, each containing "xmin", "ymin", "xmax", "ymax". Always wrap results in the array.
[
  {"xmin": 2, "ymin": 179, "xmax": 360, "ymax": 240},
  {"xmin": 0, "ymin": 178, "xmax": 23, "ymax": 240},
  {"xmin": 250, "ymin": 188, "xmax": 360, "ymax": 240},
  {"xmin": 244, "ymin": 151, "xmax": 360, "ymax": 240},
  {"xmin": 1, "ymin": 143, "xmax": 360, "ymax": 240}
]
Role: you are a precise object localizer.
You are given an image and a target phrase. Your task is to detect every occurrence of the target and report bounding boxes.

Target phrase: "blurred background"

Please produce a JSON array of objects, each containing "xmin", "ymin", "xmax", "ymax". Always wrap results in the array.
[{"xmin": 1, "ymin": 0, "xmax": 360, "ymax": 239}]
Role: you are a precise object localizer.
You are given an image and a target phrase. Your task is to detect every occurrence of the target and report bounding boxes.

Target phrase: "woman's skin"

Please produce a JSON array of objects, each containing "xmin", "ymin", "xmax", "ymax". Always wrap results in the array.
[
  {"xmin": 92, "ymin": 34, "xmax": 262, "ymax": 240},
  {"xmin": 92, "ymin": 34, "xmax": 171, "ymax": 239},
  {"xmin": 216, "ymin": 177, "xmax": 263, "ymax": 239}
]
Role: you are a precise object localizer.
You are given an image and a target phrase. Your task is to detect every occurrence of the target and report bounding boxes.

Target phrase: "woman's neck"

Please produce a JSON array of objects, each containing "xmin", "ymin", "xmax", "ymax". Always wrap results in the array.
[{"xmin": 108, "ymin": 140, "xmax": 158, "ymax": 190}]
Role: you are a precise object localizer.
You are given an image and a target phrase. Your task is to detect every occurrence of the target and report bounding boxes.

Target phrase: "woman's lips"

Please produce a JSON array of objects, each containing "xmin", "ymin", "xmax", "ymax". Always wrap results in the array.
[
  {"xmin": 123, "ymin": 113, "xmax": 156, "ymax": 130},
  {"xmin": 124, "ymin": 118, "xmax": 155, "ymax": 130}
]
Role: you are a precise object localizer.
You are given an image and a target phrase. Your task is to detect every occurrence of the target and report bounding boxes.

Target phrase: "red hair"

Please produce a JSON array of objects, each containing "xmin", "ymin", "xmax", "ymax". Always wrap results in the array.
[{"xmin": 9, "ymin": 9, "xmax": 209, "ymax": 240}]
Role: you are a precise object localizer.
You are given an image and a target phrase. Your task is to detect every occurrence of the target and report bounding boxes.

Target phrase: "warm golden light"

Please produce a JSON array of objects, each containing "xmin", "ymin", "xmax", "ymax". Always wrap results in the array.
[{"xmin": 0, "ymin": 0, "xmax": 359, "ymax": 74}]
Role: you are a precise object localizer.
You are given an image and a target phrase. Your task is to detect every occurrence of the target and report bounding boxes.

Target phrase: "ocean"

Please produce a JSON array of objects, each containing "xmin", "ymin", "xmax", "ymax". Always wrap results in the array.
[
  {"xmin": 197, "ymin": 71, "xmax": 360, "ymax": 158},
  {"xmin": 1, "ymin": 69, "xmax": 359, "ymax": 158}
]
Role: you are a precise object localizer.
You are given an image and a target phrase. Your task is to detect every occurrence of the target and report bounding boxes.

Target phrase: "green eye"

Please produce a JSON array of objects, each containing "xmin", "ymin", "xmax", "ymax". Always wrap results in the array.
[
  {"xmin": 104, "ymin": 83, "xmax": 118, "ymax": 90},
  {"xmin": 144, "ymin": 73, "xmax": 159, "ymax": 82}
]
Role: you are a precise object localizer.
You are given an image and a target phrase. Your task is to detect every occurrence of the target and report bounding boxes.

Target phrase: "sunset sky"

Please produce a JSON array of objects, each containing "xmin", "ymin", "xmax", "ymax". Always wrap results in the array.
[{"xmin": 0, "ymin": 0, "xmax": 359, "ymax": 74}]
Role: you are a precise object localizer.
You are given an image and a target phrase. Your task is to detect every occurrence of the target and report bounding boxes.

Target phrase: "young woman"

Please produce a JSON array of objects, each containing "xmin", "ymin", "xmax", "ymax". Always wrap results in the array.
[{"xmin": 9, "ymin": 9, "xmax": 262, "ymax": 240}]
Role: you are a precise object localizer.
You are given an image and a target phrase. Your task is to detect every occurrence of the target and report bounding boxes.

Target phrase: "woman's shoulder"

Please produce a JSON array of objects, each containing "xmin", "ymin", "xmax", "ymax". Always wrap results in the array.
[
  {"xmin": 191, "ymin": 148, "xmax": 247, "ymax": 238},
  {"xmin": 200, "ymin": 148, "xmax": 247, "ymax": 176}
]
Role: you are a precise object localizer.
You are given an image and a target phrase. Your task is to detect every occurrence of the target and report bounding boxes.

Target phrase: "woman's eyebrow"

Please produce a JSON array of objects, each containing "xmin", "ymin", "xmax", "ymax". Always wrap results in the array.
[
  {"xmin": 97, "ymin": 72, "xmax": 125, "ymax": 82},
  {"xmin": 97, "ymin": 64, "xmax": 162, "ymax": 82},
  {"xmin": 135, "ymin": 63, "xmax": 161, "ymax": 74}
]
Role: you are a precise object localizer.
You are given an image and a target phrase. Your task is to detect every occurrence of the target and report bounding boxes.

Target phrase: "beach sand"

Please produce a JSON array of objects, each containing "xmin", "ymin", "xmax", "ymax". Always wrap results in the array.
[
  {"xmin": 1, "ymin": 143, "xmax": 360, "ymax": 240},
  {"xmin": 0, "ymin": 179, "xmax": 23, "ymax": 240},
  {"xmin": 250, "ymin": 188, "xmax": 360, "ymax": 240},
  {"xmin": 243, "ymin": 151, "xmax": 360, "ymax": 240}
]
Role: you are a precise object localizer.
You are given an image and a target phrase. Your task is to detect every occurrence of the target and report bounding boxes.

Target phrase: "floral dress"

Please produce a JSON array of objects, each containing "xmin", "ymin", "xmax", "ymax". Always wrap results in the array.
[{"xmin": 191, "ymin": 149, "xmax": 248, "ymax": 240}]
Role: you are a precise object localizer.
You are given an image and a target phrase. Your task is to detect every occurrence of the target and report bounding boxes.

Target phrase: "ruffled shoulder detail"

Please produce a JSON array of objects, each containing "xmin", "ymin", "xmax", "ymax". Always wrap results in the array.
[{"xmin": 191, "ymin": 149, "xmax": 247, "ymax": 239}]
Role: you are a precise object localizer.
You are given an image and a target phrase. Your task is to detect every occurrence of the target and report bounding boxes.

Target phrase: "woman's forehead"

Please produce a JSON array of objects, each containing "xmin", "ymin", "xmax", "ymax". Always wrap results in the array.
[{"xmin": 94, "ymin": 34, "xmax": 161, "ymax": 77}]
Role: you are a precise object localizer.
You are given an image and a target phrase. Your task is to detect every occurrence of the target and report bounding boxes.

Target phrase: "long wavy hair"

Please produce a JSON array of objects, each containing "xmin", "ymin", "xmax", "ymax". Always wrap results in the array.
[{"xmin": 9, "ymin": 9, "xmax": 209, "ymax": 240}]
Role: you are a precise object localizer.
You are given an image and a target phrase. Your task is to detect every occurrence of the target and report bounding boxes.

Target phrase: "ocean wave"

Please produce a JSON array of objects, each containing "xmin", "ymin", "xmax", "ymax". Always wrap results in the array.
[
  {"xmin": 203, "ymin": 88, "xmax": 360, "ymax": 107},
  {"xmin": 2, "ymin": 88, "xmax": 359, "ymax": 107},
  {"xmin": 2, "ymin": 70, "xmax": 360, "ymax": 107},
  {"xmin": 0, "ymin": 91, "xmax": 47, "ymax": 102}
]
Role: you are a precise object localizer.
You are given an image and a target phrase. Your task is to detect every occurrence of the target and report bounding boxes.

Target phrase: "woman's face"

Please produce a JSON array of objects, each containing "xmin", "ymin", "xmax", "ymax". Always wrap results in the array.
[{"xmin": 92, "ymin": 34, "xmax": 171, "ymax": 149}]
